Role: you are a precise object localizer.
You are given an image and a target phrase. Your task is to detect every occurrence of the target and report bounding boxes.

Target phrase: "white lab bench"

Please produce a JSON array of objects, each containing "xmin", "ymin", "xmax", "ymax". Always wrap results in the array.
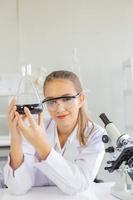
[{"xmin": 0, "ymin": 182, "xmax": 117, "ymax": 200}]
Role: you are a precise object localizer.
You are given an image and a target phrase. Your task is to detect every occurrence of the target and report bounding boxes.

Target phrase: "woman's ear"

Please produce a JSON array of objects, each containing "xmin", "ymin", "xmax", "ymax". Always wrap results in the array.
[{"xmin": 78, "ymin": 92, "xmax": 86, "ymax": 108}]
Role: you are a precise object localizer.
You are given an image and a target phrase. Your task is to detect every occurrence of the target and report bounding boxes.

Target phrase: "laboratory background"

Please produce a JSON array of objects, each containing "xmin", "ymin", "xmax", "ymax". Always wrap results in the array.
[{"xmin": 0, "ymin": 0, "xmax": 133, "ymax": 183}]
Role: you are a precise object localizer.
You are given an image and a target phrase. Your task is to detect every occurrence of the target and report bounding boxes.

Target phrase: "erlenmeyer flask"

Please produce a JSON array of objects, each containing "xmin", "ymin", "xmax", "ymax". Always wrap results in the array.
[{"xmin": 16, "ymin": 64, "xmax": 43, "ymax": 114}]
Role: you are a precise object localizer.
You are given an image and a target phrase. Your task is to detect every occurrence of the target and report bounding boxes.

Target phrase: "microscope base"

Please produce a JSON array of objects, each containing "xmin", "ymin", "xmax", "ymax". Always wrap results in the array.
[{"xmin": 111, "ymin": 186, "xmax": 133, "ymax": 200}]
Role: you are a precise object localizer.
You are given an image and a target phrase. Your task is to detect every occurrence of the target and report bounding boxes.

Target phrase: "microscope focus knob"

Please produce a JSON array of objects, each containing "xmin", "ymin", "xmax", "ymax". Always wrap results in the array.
[
  {"xmin": 105, "ymin": 146, "xmax": 115, "ymax": 153},
  {"xmin": 102, "ymin": 135, "xmax": 109, "ymax": 143}
]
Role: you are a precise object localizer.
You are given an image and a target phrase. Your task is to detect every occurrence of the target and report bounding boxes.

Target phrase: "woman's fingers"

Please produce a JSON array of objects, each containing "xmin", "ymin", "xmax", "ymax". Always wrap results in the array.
[
  {"xmin": 17, "ymin": 114, "xmax": 27, "ymax": 133},
  {"xmin": 8, "ymin": 105, "xmax": 17, "ymax": 122},
  {"xmin": 38, "ymin": 112, "xmax": 44, "ymax": 127},
  {"xmin": 23, "ymin": 107, "xmax": 36, "ymax": 128},
  {"xmin": 13, "ymin": 112, "xmax": 19, "ymax": 127},
  {"xmin": 11, "ymin": 112, "xmax": 20, "ymax": 134},
  {"xmin": 8, "ymin": 96, "xmax": 16, "ymax": 115},
  {"xmin": 21, "ymin": 114, "xmax": 27, "ymax": 121}
]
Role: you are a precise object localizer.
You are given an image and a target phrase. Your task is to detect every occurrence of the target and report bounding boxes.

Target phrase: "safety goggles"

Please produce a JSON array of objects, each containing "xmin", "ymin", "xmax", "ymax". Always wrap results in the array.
[{"xmin": 42, "ymin": 92, "xmax": 80, "ymax": 111}]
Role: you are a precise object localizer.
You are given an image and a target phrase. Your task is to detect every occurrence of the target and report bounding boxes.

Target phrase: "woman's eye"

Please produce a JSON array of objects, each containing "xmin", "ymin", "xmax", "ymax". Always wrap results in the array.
[
  {"xmin": 47, "ymin": 100, "xmax": 56, "ymax": 105},
  {"xmin": 62, "ymin": 97, "xmax": 72, "ymax": 102}
]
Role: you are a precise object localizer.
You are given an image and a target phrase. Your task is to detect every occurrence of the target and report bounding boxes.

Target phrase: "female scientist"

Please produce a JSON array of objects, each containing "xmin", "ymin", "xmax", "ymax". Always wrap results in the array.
[{"xmin": 4, "ymin": 70, "xmax": 105, "ymax": 195}]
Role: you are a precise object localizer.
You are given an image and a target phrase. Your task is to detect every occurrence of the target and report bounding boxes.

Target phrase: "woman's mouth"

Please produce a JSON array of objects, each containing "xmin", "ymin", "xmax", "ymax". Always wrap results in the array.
[{"xmin": 56, "ymin": 114, "xmax": 69, "ymax": 119}]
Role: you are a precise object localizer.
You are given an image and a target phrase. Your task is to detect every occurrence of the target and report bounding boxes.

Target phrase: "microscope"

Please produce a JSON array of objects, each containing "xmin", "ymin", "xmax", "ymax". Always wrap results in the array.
[{"xmin": 99, "ymin": 113, "xmax": 133, "ymax": 200}]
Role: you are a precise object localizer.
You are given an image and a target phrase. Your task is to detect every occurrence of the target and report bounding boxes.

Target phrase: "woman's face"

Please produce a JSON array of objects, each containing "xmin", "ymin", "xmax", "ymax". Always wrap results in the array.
[{"xmin": 44, "ymin": 79, "xmax": 84, "ymax": 128}]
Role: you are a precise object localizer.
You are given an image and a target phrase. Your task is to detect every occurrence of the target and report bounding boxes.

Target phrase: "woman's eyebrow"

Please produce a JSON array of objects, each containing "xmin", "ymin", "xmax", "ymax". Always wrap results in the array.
[
  {"xmin": 45, "ymin": 93, "xmax": 74, "ymax": 99},
  {"xmin": 61, "ymin": 93, "xmax": 74, "ymax": 97},
  {"xmin": 42, "ymin": 93, "xmax": 76, "ymax": 103}
]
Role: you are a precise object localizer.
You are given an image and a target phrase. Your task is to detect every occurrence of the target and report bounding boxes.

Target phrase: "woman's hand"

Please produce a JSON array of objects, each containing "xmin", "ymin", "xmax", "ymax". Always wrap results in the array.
[
  {"xmin": 8, "ymin": 97, "xmax": 21, "ymax": 142},
  {"xmin": 17, "ymin": 107, "xmax": 51, "ymax": 160},
  {"xmin": 8, "ymin": 97, "xmax": 24, "ymax": 169}
]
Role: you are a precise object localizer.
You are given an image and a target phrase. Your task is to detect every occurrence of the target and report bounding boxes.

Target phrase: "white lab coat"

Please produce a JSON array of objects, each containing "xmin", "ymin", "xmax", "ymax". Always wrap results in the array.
[
  {"xmin": 0, "ymin": 169, "xmax": 4, "ymax": 188},
  {"xmin": 4, "ymin": 119, "xmax": 105, "ymax": 195}
]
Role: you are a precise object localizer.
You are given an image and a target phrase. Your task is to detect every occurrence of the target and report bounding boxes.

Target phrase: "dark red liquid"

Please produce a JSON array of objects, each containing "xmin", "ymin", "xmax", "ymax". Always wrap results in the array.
[{"xmin": 16, "ymin": 103, "xmax": 43, "ymax": 115}]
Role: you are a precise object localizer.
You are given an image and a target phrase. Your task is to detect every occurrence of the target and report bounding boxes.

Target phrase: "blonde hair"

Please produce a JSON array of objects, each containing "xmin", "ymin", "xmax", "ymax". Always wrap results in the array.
[{"xmin": 43, "ymin": 70, "xmax": 94, "ymax": 145}]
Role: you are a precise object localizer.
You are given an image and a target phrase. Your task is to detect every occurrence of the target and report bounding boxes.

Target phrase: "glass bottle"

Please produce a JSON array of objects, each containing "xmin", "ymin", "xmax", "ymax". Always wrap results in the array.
[{"xmin": 16, "ymin": 64, "xmax": 43, "ymax": 114}]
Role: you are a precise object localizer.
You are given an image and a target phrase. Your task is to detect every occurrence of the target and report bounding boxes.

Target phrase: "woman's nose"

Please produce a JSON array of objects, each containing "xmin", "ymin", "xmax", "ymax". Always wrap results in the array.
[{"xmin": 56, "ymin": 101, "xmax": 66, "ymax": 111}]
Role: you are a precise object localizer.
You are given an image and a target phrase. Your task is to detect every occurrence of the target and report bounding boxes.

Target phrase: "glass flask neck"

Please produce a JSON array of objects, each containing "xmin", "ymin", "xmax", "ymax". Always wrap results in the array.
[{"xmin": 21, "ymin": 64, "xmax": 31, "ymax": 77}]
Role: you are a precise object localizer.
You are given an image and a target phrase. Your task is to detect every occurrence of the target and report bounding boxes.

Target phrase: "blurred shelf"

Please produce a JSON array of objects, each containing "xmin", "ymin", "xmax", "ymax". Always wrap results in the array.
[
  {"xmin": 0, "ymin": 115, "xmax": 7, "ymax": 118},
  {"xmin": 0, "ymin": 136, "xmax": 10, "ymax": 147}
]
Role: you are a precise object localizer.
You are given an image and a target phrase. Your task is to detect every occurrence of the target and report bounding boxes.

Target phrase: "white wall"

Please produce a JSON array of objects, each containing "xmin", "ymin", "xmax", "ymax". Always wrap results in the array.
[
  {"xmin": 0, "ymin": 0, "xmax": 19, "ymax": 72},
  {"xmin": 1, "ymin": 0, "xmax": 133, "ymax": 131},
  {"xmin": 0, "ymin": 0, "xmax": 133, "ymax": 180}
]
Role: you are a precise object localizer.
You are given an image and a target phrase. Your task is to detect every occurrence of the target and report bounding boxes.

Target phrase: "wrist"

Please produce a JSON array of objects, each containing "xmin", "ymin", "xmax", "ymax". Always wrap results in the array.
[
  {"xmin": 9, "ymin": 152, "xmax": 24, "ymax": 170},
  {"xmin": 36, "ymin": 143, "xmax": 52, "ymax": 160},
  {"xmin": 11, "ymin": 135, "xmax": 22, "ymax": 145}
]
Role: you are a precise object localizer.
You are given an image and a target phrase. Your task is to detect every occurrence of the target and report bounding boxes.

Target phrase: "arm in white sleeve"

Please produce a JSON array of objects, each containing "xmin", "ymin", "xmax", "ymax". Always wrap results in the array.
[
  {"xmin": 3, "ymin": 119, "xmax": 53, "ymax": 195},
  {"xmin": 4, "ymin": 155, "xmax": 34, "ymax": 195},
  {"xmin": 35, "ymin": 129, "xmax": 105, "ymax": 195},
  {"xmin": 3, "ymin": 139, "xmax": 35, "ymax": 195}
]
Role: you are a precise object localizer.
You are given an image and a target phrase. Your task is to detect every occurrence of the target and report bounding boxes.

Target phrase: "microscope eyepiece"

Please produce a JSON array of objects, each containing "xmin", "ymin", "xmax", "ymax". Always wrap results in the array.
[{"xmin": 99, "ymin": 113, "xmax": 112, "ymax": 127}]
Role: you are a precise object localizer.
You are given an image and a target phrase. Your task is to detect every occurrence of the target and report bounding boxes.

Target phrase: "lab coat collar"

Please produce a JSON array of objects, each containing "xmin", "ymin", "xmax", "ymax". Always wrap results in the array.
[
  {"xmin": 54, "ymin": 124, "xmax": 78, "ymax": 152},
  {"xmin": 46, "ymin": 119, "xmax": 78, "ymax": 151}
]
